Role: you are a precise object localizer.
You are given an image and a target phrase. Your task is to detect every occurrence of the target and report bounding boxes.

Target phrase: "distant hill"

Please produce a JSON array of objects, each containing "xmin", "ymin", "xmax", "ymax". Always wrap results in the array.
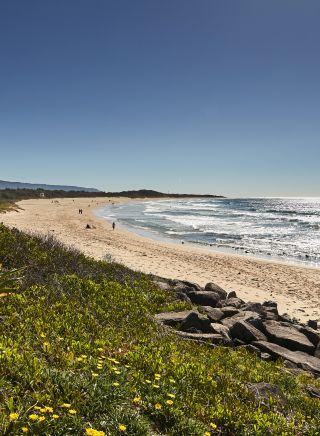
[
  {"xmin": 104, "ymin": 189, "xmax": 224, "ymax": 198},
  {"xmin": 0, "ymin": 180, "xmax": 100, "ymax": 192}
]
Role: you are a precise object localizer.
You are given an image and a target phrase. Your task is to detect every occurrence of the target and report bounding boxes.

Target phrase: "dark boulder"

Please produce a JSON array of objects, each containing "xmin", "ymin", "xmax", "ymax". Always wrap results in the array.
[
  {"xmin": 245, "ymin": 382, "xmax": 287, "ymax": 406},
  {"xmin": 242, "ymin": 302, "xmax": 265, "ymax": 315},
  {"xmin": 220, "ymin": 306, "xmax": 240, "ymax": 318},
  {"xmin": 262, "ymin": 321, "xmax": 315, "ymax": 354},
  {"xmin": 210, "ymin": 323, "xmax": 231, "ymax": 339},
  {"xmin": 305, "ymin": 385, "xmax": 320, "ymax": 399},
  {"xmin": 188, "ymin": 291, "xmax": 220, "ymax": 307},
  {"xmin": 253, "ymin": 341, "xmax": 320, "ymax": 376},
  {"xmin": 315, "ymin": 342, "xmax": 320, "ymax": 359},
  {"xmin": 230, "ymin": 321, "xmax": 268, "ymax": 343},
  {"xmin": 155, "ymin": 310, "xmax": 194, "ymax": 327},
  {"xmin": 180, "ymin": 312, "xmax": 214, "ymax": 333},
  {"xmin": 228, "ymin": 290, "xmax": 237, "ymax": 299},
  {"xmin": 262, "ymin": 300, "xmax": 278, "ymax": 309},
  {"xmin": 293, "ymin": 325, "xmax": 320, "ymax": 347},
  {"xmin": 224, "ymin": 297, "xmax": 244, "ymax": 308},
  {"xmin": 200, "ymin": 306, "xmax": 224, "ymax": 322},
  {"xmin": 204, "ymin": 282, "xmax": 227, "ymax": 299},
  {"xmin": 172, "ymin": 279, "xmax": 202, "ymax": 294},
  {"xmin": 221, "ymin": 311, "xmax": 261, "ymax": 328},
  {"xmin": 308, "ymin": 320, "xmax": 318, "ymax": 330},
  {"xmin": 176, "ymin": 331, "xmax": 231, "ymax": 345}
]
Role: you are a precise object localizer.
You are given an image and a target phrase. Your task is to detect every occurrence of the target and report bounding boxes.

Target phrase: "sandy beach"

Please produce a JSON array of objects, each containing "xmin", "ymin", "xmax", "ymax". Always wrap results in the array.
[{"xmin": 1, "ymin": 197, "xmax": 320, "ymax": 323}]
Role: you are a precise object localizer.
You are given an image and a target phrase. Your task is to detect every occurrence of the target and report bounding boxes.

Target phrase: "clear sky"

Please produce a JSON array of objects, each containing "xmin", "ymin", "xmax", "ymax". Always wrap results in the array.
[{"xmin": 0, "ymin": 0, "xmax": 319, "ymax": 197}]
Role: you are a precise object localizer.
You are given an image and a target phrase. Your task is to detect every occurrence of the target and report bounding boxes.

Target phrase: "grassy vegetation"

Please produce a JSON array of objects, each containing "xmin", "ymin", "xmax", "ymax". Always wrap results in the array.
[
  {"xmin": 0, "ymin": 201, "xmax": 19, "ymax": 214},
  {"xmin": 0, "ymin": 188, "xmax": 223, "ymax": 203},
  {"xmin": 0, "ymin": 224, "xmax": 319, "ymax": 435}
]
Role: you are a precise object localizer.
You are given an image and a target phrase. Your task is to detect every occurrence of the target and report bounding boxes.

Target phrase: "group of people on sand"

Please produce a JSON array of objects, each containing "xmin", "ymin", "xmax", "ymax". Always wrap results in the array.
[{"xmin": 77, "ymin": 207, "xmax": 115, "ymax": 231}]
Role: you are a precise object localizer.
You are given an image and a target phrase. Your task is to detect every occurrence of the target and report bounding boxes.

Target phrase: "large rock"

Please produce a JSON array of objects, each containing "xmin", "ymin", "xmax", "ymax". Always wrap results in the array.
[
  {"xmin": 220, "ymin": 306, "xmax": 240, "ymax": 318},
  {"xmin": 172, "ymin": 279, "xmax": 202, "ymax": 294},
  {"xmin": 155, "ymin": 310, "xmax": 194, "ymax": 327},
  {"xmin": 188, "ymin": 291, "xmax": 220, "ymax": 307},
  {"xmin": 204, "ymin": 282, "xmax": 227, "ymax": 299},
  {"xmin": 246, "ymin": 382, "xmax": 287, "ymax": 406},
  {"xmin": 262, "ymin": 321, "xmax": 315, "ymax": 354},
  {"xmin": 223, "ymin": 297, "xmax": 244, "ymax": 308},
  {"xmin": 230, "ymin": 321, "xmax": 268, "ymax": 343},
  {"xmin": 210, "ymin": 323, "xmax": 231, "ymax": 339},
  {"xmin": 175, "ymin": 331, "xmax": 231, "ymax": 345},
  {"xmin": 253, "ymin": 341, "xmax": 320, "ymax": 376},
  {"xmin": 315, "ymin": 342, "xmax": 320, "ymax": 359},
  {"xmin": 200, "ymin": 306, "xmax": 224, "ymax": 322},
  {"xmin": 242, "ymin": 302, "xmax": 266, "ymax": 316},
  {"xmin": 221, "ymin": 311, "xmax": 261, "ymax": 328},
  {"xmin": 293, "ymin": 325, "xmax": 320, "ymax": 347},
  {"xmin": 180, "ymin": 312, "xmax": 213, "ymax": 333}
]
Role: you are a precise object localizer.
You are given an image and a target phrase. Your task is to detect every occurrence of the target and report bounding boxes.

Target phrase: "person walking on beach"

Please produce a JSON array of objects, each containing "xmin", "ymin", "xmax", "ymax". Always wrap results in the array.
[{"xmin": 112, "ymin": 222, "xmax": 115, "ymax": 231}]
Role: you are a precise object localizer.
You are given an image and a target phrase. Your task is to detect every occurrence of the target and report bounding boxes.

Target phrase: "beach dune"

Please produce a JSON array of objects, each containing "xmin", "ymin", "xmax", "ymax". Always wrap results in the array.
[{"xmin": 1, "ymin": 197, "xmax": 320, "ymax": 323}]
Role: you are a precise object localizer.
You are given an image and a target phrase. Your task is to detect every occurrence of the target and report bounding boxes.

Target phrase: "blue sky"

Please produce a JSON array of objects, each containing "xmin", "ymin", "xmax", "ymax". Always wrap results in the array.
[{"xmin": 0, "ymin": 0, "xmax": 319, "ymax": 196}]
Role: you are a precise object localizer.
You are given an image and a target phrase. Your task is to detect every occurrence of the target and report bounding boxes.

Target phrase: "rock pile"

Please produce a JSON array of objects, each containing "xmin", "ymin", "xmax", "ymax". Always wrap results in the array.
[{"xmin": 152, "ymin": 276, "xmax": 320, "ymax": 377}]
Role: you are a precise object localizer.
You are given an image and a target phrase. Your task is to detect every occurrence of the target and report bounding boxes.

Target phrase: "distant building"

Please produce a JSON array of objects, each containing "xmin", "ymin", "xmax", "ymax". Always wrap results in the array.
[{"xmin": 39, "ymin": 192, "xmax": 45, "ymax": 198}]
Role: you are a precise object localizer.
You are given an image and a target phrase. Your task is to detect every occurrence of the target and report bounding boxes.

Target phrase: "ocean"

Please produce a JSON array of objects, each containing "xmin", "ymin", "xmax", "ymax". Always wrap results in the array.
[{"xmin": 96, "ymin": 198, "xmax": 320, "ymax": 267}]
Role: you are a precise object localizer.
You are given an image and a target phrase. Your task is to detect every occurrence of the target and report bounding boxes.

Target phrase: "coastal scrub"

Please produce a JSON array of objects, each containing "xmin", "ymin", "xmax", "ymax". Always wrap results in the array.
[{"xmin": 0, "ymin": 224, "xmax": 319, "ymax": 435}]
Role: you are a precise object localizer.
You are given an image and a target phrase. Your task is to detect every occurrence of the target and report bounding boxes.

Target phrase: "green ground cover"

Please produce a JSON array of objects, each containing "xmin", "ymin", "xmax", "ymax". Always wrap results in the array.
[{"xmin": 0, "ymin": 224, "xmax": 319, "ymax": 435}]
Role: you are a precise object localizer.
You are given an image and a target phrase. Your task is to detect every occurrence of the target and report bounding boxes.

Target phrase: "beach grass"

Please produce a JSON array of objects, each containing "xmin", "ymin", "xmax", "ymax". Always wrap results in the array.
[
  {"xmin": 0, "ymin": 200, "xmax": 19, "ymax": 214},
  {"xmin": 0, "ymin": 224, "xmax": 319, "ymax": 435}
]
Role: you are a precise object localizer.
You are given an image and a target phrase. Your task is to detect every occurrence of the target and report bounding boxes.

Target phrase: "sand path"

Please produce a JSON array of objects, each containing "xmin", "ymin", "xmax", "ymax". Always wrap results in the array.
[{"xmin": 1, "ymin": 197, "xmax": 320, "ymax": 323}]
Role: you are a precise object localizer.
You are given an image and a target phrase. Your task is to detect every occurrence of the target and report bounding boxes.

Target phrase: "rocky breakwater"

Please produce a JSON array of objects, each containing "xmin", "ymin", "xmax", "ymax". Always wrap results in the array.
[{"xmin": 152, "ymin": 276, "xmax": 320, "ymax": 377}]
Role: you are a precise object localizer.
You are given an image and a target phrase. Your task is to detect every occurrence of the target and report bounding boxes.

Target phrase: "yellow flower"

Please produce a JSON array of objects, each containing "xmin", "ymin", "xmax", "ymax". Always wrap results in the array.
[
  {"xmin": 97, "ymin": 347, "xmax": 104, "ymax": 352},
  {"xmin": 9, "ymin": 412, "xmax": 19, "ymax": 421},
  {"xmin": 152, "ymin": 384, "xmax": 160, "ymax": 388},
  {"xmin": 43, "ymin": 341, "xmax": 50, "ymax": 347},
  {"xmin": 169, "ymin": 378, "xmax": 175, "ymax": 383},
  {"xmin": 204, "ymin": 432, "xmax": 210, "ymax": 436},
  {"xmin": 154, "ymin": 373, "xmax": 161, "ymax": 378},
  {"xmin": 61, "ymin": 403, "xmax": 71, "ymax": 408},
  {"xmin": 76, "ymin": 357, "xmax": 84, "ymax": 362},
  {"xmin": 22, "ymin": 428, "xmax": 29, "ymax": 433},
  {"xmin": 92, "ymin": 372, "xmax": 99, "ymax": 377},
  {"xmin": 52, "ymin": 414, "xmax": 59, "ymax": 419},
  {"xmin": 114, "ymin": 370, "xmax": 121, "ymax": 375},
  {"xmin": 38, "ymin": 416, "xmax": 46, "ymax": 422},
  {"xmin": 40, "ymin": 333, "xmax": 46, "ymax": 338},
  {"xmin": 44, "ymin": 406, "xmax": 53, "ymax": 413},
  {"xmin": 68, "ymin": 409, "xmax": 76, "ymax": 414},
  {"xmin": 119, "ymin": 424, "xmax": 127, "ymax": 432},
  {"xmin": 85, "ymin": 429, "xmax": 105, "ymax": 436},
  {"xmin": 210, "ymin": 422, "xmax": 217, "ymax": 429},
  {"xmin": 145, "ymin": 379, "xmax": 151, "ymax": 384},
  {"xmin": 34, "ymin": 406, "xmax": 42, "ymax": 410},
  {"xmin": 132, "ymin": 396, "xmax": 141, "ymax": 403},
  {"xmin": 166, "ymin": 399, "xmax": 173, "ymax": 406},
  {"xmin": 167, "ymin": 393, "xmax": 175, "ymax": 399},
  {"xmin": 96, "ymin": 364, "xmax": 102, "ymax": 369},
  {"xmin": 28, "ymin": 414, "xmax": 38, "ymax": 422},
  {"xmin": 39, "ymin": 408, "xmax": 47, "ymax": 413},
  {"xmin": 154, "ymin": 403, "xmax": 162, "ymax": 410},
  {"xmin": 112, "ymin": 382, "xmax": 120, "ymax": 387}
]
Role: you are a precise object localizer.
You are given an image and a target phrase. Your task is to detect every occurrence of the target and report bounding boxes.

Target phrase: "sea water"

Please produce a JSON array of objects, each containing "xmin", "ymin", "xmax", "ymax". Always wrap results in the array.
[{"xmin": 96, "ymin": 198, "xmax": 320, "ymax": 267}]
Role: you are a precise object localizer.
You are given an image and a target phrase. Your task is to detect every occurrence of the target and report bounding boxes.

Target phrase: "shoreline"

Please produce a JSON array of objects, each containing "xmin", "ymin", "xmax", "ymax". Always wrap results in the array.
[
  {"xmin": 1, "ymin": 197, "xmax": 320, "ymax": 323},
  {"xmin": 95, "ymin": 202, "xmax": 320, "ymax": 271}
]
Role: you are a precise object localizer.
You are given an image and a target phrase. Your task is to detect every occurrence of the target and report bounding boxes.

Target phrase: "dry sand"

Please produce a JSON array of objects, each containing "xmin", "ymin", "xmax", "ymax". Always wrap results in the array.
[{"xmin": 1, "ymin": 197, "xmax": 320, "ymax": 323}]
